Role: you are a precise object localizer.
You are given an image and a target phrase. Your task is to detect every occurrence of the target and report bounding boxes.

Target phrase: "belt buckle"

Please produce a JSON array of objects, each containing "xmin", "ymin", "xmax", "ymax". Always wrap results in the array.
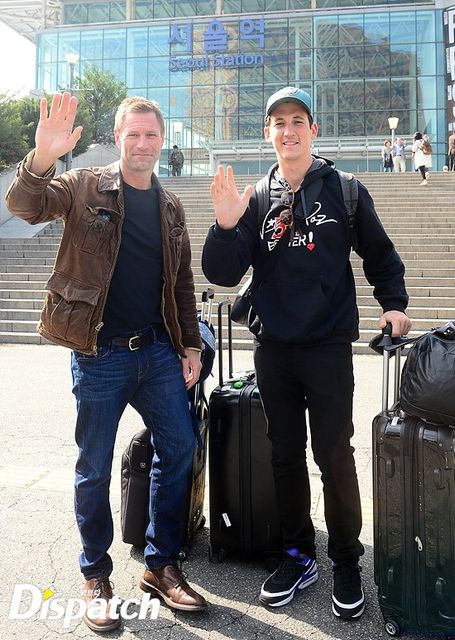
[{"xmin": 128, "ymin": 335, "xmax": 141, "ymax": 351}]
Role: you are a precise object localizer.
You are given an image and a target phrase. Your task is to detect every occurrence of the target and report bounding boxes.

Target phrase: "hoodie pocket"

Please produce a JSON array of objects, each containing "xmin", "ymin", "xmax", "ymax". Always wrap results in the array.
[
  {"xmin": 42, "ymin": 272, "xmax": 101, "ymax": 345},
  {"xmin": 251, "ymin": 276, "xmax": 334, "ymax": 343}
]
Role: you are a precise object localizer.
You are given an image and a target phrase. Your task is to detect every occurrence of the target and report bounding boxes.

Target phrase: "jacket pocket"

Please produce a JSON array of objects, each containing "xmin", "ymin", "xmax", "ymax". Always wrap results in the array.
[
  {"xmin": 168, "ymin": 221, "xmax": 185, "ymax": 266},
  {"xmin": 72, "ymin": 206, "xmax": 118, "ymax": 255},
  {"xmin": 42, "ymin": 272, "xmax": 101, "ymax": 346}
]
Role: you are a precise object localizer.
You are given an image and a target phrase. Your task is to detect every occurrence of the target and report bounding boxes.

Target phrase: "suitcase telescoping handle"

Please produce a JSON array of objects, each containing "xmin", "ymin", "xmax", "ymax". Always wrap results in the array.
[
  {"xmin": 381, "ymin": 322, "xmax": 402, "ymax": 412},
  {"xmin": 201, "ymin": 288, "xmax": 215, "ymax": 325},
  {"xmin": 193, "ymin": 288, "xmax": 215, "ymax": 409},
  {"xmin": 217, "ymin": 300, "xmax": 234, "ymax": 387}
]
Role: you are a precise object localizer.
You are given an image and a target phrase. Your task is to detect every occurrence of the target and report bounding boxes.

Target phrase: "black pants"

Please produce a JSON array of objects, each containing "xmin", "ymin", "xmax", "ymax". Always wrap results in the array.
[
  {"xmin": 255, "ymin": 341, "xmax": 364, "ymax": 563},
  {"xmin": 418, "ymin": 165, "xmax": 427, "ymax": 179}
]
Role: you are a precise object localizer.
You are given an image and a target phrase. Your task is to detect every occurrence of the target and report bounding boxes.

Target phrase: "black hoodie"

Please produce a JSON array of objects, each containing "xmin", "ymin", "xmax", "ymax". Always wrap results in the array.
[{"xmin": 202, "ymin": 158, "xmax": 408, "ymax": 345}]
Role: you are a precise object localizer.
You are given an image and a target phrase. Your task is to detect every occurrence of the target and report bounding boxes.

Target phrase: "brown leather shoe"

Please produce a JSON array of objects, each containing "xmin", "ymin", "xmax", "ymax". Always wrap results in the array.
[
  {"xmin": 82, "ymin": 577, "xmax": 121, "ymax": 631},
  {"xmin": 140, "ymin": 564, "xmax": 208, "ymax": 611}
]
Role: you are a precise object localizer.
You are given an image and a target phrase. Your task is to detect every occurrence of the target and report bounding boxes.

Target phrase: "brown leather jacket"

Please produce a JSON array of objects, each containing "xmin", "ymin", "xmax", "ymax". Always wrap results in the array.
[{"xmin": 6, "ymin": 151, "xmax": 202, "ymax": 355}]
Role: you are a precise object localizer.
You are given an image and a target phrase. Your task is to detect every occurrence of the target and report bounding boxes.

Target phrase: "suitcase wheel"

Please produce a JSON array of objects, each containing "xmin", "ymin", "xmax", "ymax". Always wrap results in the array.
[
  {"xmin": 208, "ymin": 542, "xmax": 226, "ymax": 564},
  {"xmin": 384, "ymin": 619, "xmax": 401, "ymax": 636}
]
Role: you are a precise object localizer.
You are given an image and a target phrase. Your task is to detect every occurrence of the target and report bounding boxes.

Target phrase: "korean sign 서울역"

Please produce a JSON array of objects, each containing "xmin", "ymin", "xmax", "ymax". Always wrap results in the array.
[{"xmin": 168, "ymin": 18, "xmax": 265, "ymax": 71}]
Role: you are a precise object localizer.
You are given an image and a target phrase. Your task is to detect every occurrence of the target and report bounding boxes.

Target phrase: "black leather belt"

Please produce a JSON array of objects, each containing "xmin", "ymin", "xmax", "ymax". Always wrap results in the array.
[{"xmin": 110, "ymin": 327, "xmax": 164, "ymax": 351}]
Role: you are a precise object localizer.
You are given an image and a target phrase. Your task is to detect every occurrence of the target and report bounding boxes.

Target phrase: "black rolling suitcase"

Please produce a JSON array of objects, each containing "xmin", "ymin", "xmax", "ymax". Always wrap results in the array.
[
  {"xmin": 208, "ymin": 300, "xmax": 282, "ymax": 563},
  {"xmin": 120, "ymin": 289, "xmax": 215, "ymax": 552},
  {"xmin": 372, "ymin": 325, "xmax": 455, "ymax": 637}
]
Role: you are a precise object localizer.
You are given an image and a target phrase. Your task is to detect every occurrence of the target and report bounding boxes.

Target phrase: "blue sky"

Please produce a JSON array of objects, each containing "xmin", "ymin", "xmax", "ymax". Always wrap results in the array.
[{"xmin": 0, "ymin": 20, "xmax": 36, "ymax": 95}]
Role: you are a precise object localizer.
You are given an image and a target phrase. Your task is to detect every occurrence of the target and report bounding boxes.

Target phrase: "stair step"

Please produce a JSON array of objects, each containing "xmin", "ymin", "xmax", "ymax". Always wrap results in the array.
[
  {"xmin": 358, "ymin": 317, "xmax": 442, "ymax": 331},
  {"xmin": 0, "ymin": 289, "xmax": 47, "ymax": 299},
  {"xmin": 358, "ymin": 305, "xmax": 455, "ymax": 320},
  {"xmin": 0, "ymin": 332, "xmax": 47, "ymax": 345},
  {"xmin": 0, "ymin": 320, "xmax": 41, "ymax": 332},
  {"xmin": 0, "ymin": 299, "xmax": 44, "ymax": 309},
  {"xmin": 357, "ymin": 295, "xmax": 455, "ymax": 307},
  {"xmin": 1, "ymin": 171, "xmax": 454, "ymax": 347},
  {"xmin": 0, "ymin": 272, "xmax": 51, "ymax": 281},
  {"xmin": 0, "ymin": 281, "xmax": 48, "ymax": 289},
  {"xmin": 0, "ymin": 310, "xmax": 42, "ymax": 321}
]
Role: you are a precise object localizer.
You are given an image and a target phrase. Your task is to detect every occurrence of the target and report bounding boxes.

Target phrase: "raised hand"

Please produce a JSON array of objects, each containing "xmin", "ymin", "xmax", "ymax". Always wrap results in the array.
[
  {"xmin": 32, "ymin": 92, "xmax": 83, "ymax": 175},
  {"xmin": 210, "ymin": 165, "xmax": 253, "ymax": 230}
]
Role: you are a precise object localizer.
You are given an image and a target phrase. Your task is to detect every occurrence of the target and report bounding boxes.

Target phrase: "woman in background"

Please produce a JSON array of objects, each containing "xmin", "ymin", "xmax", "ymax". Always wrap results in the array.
[
  {"xmin": 412, "ymin": 132, "xmax": 428, "ymax": 186},
  {"xmin": 381, "ymin": 139, "xmax": 394, "ymax": 172}
]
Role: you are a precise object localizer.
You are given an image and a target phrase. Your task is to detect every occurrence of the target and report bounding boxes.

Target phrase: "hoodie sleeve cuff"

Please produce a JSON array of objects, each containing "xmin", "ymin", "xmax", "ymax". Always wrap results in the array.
[
  {"xmin": 213, "ymin": 222, "xmax": 238, "ymax": 241},
  {"xmin": 382, "ymin": 303, "xmax": 407, "ymax": 314}
]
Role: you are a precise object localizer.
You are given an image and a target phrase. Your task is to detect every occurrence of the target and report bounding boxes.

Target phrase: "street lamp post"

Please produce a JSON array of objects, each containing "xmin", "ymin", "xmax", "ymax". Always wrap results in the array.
[
  {"xmin": 388, "ymin": 116, "xmax": 399, "ymax": 149},
  {"xmin": 65, "ymin": 53, "xmax": 79, "ymax": 172}
]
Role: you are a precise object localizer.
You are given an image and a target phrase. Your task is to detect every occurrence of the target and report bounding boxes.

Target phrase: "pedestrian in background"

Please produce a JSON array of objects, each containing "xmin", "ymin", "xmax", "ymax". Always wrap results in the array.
[
  {"xmin": 381, "ymin": 139, "xmax": 394, "ymax": 172},
  {"xmin": 392, "ymin": 137, "xmax": 407, "ymax": 172},
  {"xmin": 412, "ymin": 131, "xmax": 429, "ymax": 185},
  {"xmin": 422, "ymin": 134, "xmax": 432, "ymax": 179},
  {"xmin": 169, "ymin": 144, "xmax": 185, "ymax": 176},
  {"xmin": 448, "ymin": 132, "xmax": 455, "ymax": 171}
]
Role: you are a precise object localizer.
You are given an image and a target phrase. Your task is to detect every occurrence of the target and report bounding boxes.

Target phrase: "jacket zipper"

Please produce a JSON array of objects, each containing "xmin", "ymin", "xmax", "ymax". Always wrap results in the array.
[
  {"xmin": 159, "ymin": 190, "xmax": 183, "ymax": 356},
  {"xmin": 91, "ymin": 190, "xmax": 125, "ymax": 355}
]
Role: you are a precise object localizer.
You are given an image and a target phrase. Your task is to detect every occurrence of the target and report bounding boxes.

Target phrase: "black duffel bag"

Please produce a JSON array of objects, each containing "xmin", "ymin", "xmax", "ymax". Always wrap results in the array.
[{"xmin": 400, "ymin": 321, "xmax": 455, "ymax": 426}]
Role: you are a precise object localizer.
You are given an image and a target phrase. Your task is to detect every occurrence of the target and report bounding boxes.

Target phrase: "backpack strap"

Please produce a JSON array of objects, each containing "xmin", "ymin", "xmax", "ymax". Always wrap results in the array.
[
  {"xmin": 253, "ymin": 169, "xmax": 358, "ymax": 254},
  {"xmin": 336, "ymin": 169, "xmax": 358, "ymax": 252},
  {"xmin": 254, "ymin": 174, "xmax": 269, "ymax": 217},
  {"xmin": 247, "ymin": 174, "xmax": 290, "ymax": 294}
]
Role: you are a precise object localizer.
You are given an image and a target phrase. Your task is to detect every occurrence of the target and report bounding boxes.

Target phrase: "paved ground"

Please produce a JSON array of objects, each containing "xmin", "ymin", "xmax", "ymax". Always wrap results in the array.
[{"xmin": 0, "ymin": 344, "xmax": 432, "ymax": 639}]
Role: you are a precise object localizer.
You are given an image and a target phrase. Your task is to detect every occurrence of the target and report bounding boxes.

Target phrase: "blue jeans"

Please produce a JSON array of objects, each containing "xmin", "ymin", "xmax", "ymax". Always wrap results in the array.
[{"xmin": 71, "ymin": 331, "xmax": 195, "ymax": 579}]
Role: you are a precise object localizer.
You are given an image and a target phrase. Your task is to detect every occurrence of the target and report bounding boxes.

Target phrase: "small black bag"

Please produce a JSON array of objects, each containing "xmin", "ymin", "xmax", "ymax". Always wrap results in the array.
[
  {"xmin": 400, "ymin": 321, "xmax": 455, "ymax": 426},
  {"xmin": 230, "ymin": 277, "xmax": 255, "ymax": 326}
]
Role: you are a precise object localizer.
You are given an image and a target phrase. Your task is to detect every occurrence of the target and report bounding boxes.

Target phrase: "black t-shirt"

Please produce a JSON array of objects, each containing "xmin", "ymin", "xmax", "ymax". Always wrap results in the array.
[{"xmin": 98, "ymin": 182, "xmax": 163, "ymax": 343}]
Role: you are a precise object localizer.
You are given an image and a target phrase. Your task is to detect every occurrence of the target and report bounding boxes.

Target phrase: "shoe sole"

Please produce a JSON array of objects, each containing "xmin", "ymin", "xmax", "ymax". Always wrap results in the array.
[
  {"xmin": 332, "ymin": 601, "xmax": 365, "ymax": 619},
  {"xmin": 139, "ymin": 578, "xmax": 208, "ymax": 612},
  {"xmin": 83, "ymin": 613, "xmax": 121, "ymax": 632},
  {"xmin": 259, "ymin": 571, "xmax": 319, "ymax": 608}
]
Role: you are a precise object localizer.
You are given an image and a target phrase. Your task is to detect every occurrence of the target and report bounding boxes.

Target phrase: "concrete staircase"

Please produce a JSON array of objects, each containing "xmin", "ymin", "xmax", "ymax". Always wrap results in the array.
[{"xmin": 1, "ymin": 171, "xmax": 455, "ymax": 353}]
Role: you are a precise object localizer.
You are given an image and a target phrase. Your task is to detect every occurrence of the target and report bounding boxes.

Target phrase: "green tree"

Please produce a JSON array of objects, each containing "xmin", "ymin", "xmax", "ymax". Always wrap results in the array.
[
  {"xmin": 74, "ymin": 65, "xmax": 128, "ymax": 144},
  {"xmin": 19, "ymin": 96, "xmax": 40, "ymax": 150},
  {"xmin": 0, "ymin": 93, "xmax": 29, "ymax": 170},
  {"xmin": 71, "ymin": 101, "xmax": 93, "ymax": 157}
]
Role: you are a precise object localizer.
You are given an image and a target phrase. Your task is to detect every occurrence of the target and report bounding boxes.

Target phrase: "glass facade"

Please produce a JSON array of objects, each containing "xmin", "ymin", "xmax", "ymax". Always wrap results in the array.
[
  {"xmin": 37, "ymin": 1, "xmax": 446, "ymax": 173},
  {"xmin": 62, "ymin": 0, "xmax": 432, "ymax": 22}
]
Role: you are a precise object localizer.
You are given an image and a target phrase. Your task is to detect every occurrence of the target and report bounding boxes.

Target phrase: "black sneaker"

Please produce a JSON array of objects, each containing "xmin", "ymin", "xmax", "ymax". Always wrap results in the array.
[
  {"xmin": 260, "ymin": 548, "xmax": 318, "ymax": 607},
  {"xmin": 332, "ymin": 561, "xmax": 365, "ymax": 619}
]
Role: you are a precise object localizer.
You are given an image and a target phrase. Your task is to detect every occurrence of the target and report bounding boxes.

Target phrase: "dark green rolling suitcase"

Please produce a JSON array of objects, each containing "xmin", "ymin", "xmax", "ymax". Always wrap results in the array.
[
  {"xmin": 372, "ymin": 328, "xmax": 455, "ymax": 637},
  {"xmin": 208, "ymin": 301, "xmax": 282, "ymax": 563}
]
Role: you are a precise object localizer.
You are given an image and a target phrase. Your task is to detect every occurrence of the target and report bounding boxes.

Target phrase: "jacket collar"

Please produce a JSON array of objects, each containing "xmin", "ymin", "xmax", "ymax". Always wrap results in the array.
[
  {"xmin": 97, "ymin": 162, "xmax": 175, "ymax": 208},
  {"xmin": 98, "ymin": 161, "xmax": 122, "ymax": 192}
]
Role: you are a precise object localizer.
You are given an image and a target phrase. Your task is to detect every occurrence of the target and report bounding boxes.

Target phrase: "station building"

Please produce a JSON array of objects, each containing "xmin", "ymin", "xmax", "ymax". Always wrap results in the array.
[{"xmin": 4, "ymin": 0, "xmax": 455, "ymax": 173}]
